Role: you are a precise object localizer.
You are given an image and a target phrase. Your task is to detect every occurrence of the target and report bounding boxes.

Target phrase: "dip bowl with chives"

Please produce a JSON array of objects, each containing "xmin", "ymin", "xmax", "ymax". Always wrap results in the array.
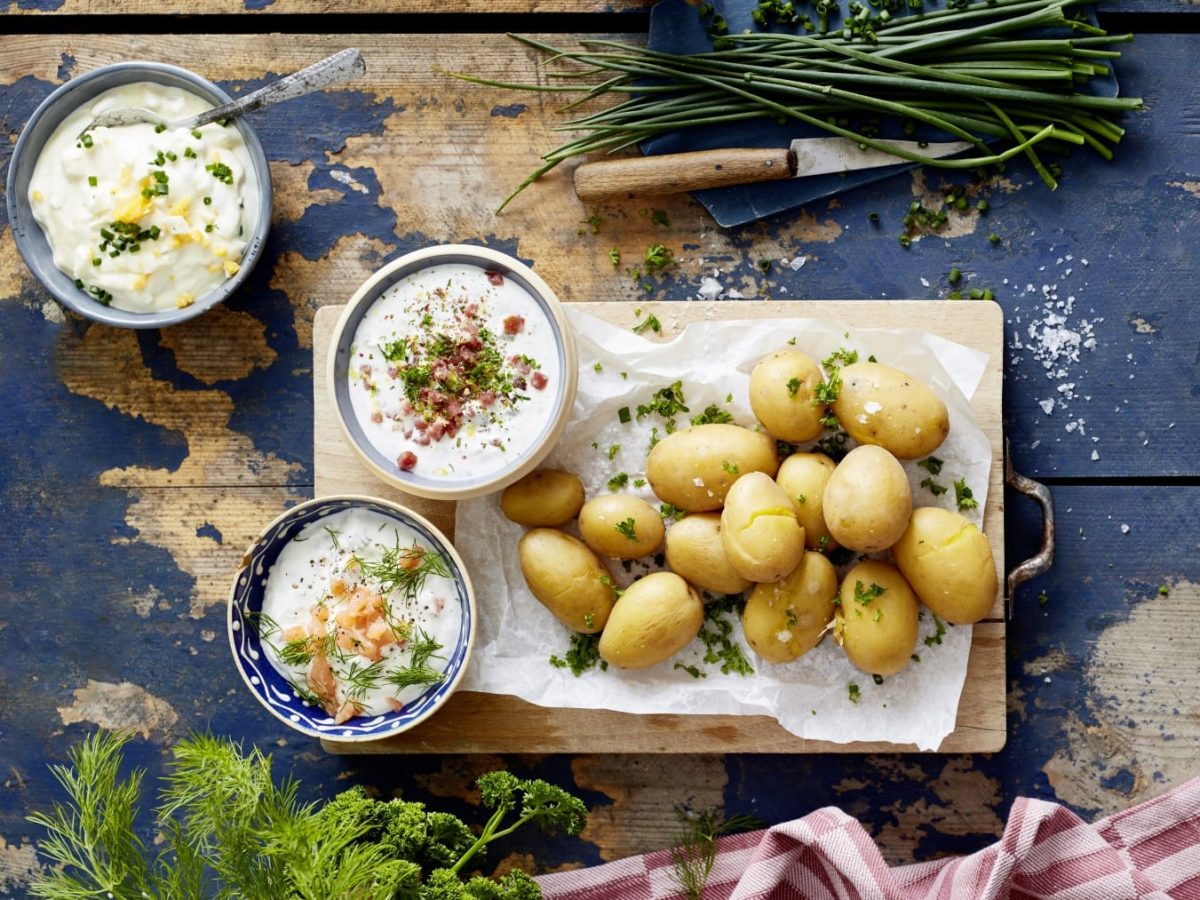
[{"xmin": 6, "ymin": 61, "xmax": 271, "ymax": 329}]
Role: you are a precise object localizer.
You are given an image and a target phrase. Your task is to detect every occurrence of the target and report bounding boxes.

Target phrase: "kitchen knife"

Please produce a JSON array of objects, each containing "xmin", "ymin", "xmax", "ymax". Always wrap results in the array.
[{"xmin": 572, "ymin": 138, "xmax": 974, "ymax": 203}]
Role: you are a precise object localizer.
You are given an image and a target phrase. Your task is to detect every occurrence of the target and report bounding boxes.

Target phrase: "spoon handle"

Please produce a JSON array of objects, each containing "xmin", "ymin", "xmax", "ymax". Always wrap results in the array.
[{"xmin": 183, "ymin": 48, "xmax": 366, "ymax": 129}]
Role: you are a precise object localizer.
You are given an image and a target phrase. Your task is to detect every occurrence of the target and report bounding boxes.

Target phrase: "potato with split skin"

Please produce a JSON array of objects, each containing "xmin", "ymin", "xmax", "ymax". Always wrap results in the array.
[
  {"xmin": 598, "ymin": 572, "xmax": 704, "ymax": 669},
  {"xmin": 749, "ymin": 350, "xmax": 827, "ymax": 443},
  {"xmin": 578, "ymin": 494, "xmax": 665, "ymax": 560},
  {"xmin": 822, "ymin": 444, "xmax": 912, "ymax": 552},
  {"xmin": 833, "ymin": 560, "xmax": 920, "ymax": 676},
  {"xmin": 664, "ymin": 512, "xmax": 753, "ymax": 595},
  {"xmin": 646, "ymin": 423, "xmax": 779, "ymax": 512},
  {"xmin": 832, "ymin": 361, "xmax": 950, "ymax": 459},
  {"xmin": 720, "ymin": 471, "xmax": 806, "ymax": 583},
  {"xmin": 518, "ymin": 528, "xmax": 616, "ymax": 634},
  {"xmin": 742, "ymin": 551, "xmax": 838, "ymax": 663},
  {"xmin": 775, "ymin": 452, "xmax": 838, "ymax": 552},
  {"xmin": 893, "ymin": 506, "xmax": 998, "ymax": 624},
  {"xmin": 500, "ymin": 469, "xmax": 585, "ymax": 527}
]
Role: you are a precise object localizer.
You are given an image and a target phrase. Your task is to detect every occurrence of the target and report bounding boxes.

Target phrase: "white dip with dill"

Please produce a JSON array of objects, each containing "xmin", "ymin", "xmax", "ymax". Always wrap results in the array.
[
  {"xmin": 28, "ymin": 82, "xmax": 259, "ymax": 313},
  {"xmin": 258, "ymin": 508, "xmax": 461, "ymax": 724},
  {"xmin": 347, "ymin": 262, "xmax": 561, "ymax": 480}
]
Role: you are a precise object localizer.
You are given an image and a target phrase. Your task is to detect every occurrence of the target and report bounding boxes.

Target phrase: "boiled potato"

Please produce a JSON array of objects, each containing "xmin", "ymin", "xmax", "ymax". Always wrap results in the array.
[
  {"xmin": 749, "ymin": 350, "xmax": 826, "ymax": 442},
  {"xmin": 823, "ymin": 445, "xmax": 912, "ymax": 552},
  {"xmin": 579, "ymin": 494, "xmax": 665, "ymax": 560},
  {"xmin": 720, "ymin": 472, "xmax": 806, "ymax": 583},
  {"xmin": 500, "ymin": 469, "xmax": 585, "ymax": 527},
  {"xmin": 775, "ymin": 452, "xmax": 838, "ymax": 552},
  {"xmin": 833, "ymin": 561, "xmax": 920, "ymax": 676},
  {"xmin": 598, "ymin": 572, "xmax": 704, "ymax": 669},
  {"xmin": 646, "ymin": 423, "xmax": 779, "ymax": 512},
  {"xmin": 518, "ymin": 528, "xmax": 616, "ymax": 633},
  {"xmin": 663, "ymin": 512, "xmax": 752, "ymax": 595},
  {"xmin": 893, "ymin": 506, "xmax": 997, "ymax": 624},
  {"xmin": 742, "ymin": 551, "xmax": 838, "ymax": 663},
  {"xmin": 832, "ymin": 362, "xmax": 949, "ymax": 459}
]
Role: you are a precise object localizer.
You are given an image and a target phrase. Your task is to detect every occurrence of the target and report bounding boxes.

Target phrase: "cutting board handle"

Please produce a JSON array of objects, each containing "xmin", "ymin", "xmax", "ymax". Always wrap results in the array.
[{"xmin": 573, "ymin": 148, "xmax": 796, "ymax": 203}]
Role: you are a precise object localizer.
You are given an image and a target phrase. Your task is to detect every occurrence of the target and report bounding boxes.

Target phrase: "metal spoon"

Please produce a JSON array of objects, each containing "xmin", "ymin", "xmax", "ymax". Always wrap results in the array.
[{"xmin": 79, "ymin": 48, "xmax": 366, "ymax": 137}]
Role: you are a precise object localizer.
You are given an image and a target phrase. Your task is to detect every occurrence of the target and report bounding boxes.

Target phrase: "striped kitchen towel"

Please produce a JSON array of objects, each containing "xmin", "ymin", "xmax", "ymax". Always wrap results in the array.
[{"xmin": 538, "ymin": 778, "xmax": 1200, "ymax": 900}]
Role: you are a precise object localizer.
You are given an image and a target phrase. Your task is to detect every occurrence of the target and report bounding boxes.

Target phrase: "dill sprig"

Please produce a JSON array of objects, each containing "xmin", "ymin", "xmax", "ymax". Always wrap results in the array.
[
  {"xmin": 670, "ymin": 808, "xmax": 764, "ymax": 900},
  {"xmin": 351, "ymin": 538, "xmax": 451, "ymax": 600},
  {"xmin": 384, "ymin": 630, "xmax": 448, "ymax": 690}
]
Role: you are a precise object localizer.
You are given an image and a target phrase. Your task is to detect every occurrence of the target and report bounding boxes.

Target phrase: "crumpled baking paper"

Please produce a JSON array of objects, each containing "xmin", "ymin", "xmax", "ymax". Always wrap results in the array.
[{"xmin": 456, "ymin": 308, "xmax": 991, "ymax": 750}]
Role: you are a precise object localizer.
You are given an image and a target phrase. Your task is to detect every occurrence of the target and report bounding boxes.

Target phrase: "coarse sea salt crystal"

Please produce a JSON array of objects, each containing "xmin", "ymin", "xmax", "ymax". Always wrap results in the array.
[
  {"xmin": 1121, "ymin": 524, "xmax": 1130, "ymax": 534},
  {"xmin": 697, "ymin": 277, "xmax": 722, "ymax": 301},
  {"xmin": 1091, "ymin": 450, "xmax": 1100, "ymax": 460},
  {"xmin": 789, "ymin": 256, "xmax": 807, "ymax": 271},
  {"xmin": 1039, "ymin": 399, "xmax": 1055, "ymax": 415}
]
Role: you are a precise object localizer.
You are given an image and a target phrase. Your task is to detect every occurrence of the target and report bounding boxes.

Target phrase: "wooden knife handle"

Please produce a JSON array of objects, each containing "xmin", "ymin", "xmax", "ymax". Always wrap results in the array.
[{"xmin": 573, "ymin": 148, "xmax": 797, "ymax": 203}]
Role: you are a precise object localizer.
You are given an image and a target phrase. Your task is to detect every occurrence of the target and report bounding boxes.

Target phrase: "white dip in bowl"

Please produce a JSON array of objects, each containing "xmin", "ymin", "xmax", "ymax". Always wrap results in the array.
[
  {"xmin": 347, "ymin": 260, "xmax": 567, "ymax": 485},
  {"xmin": 259, "ymin": 506, "xmax": 463, "ymax": 725},
  {"xmin": 27, "ymin": 81, "xmax": 260, "ymax": 314}
]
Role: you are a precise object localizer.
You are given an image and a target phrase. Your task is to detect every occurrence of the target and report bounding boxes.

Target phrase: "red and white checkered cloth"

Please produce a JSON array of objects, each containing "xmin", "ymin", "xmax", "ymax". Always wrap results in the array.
[{"xmin": 538, "ymin": 779, "xmax": 1200, "ymax": 900}]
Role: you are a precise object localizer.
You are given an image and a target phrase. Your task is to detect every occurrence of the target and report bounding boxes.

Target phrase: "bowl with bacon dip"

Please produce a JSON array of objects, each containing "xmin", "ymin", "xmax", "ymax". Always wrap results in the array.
[
  {"xmin": 6, "ymin": 61, "xmax": 270, "ymax": 328},
  {"xmin": 328, "ymin": 245, "xmax": 578, "ymax": 500},
  {"xmin": 228, "ymin": 495, "xmax": 476, "ymax": 741}
]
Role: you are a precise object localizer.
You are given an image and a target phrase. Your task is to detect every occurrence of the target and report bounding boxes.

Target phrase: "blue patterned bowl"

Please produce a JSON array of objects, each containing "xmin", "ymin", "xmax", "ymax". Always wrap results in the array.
[{"xmin": 228, "ymin": 495, "xmax": 476, "ymax": 741}]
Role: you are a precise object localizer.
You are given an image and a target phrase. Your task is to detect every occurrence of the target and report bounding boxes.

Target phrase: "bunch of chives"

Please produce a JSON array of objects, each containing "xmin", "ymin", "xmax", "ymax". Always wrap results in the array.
[{"xmin": 441, "ymin": 0, "xmax": 1142, "ymax": 211}]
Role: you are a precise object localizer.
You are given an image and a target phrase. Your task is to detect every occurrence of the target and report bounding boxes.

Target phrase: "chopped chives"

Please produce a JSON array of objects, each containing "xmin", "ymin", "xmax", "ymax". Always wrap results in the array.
[
  {"xmin": 203, "ymin": 196, "xmax": 212, "ymax": 205},
  {"xmin": 87, "ymin": 175, "xmax": 98, "ymax": 187},
  {"xmin": 154, "ymin": 123, "xmax": 167, "ymax": 134},
  {"xmin": 92, "ymin": 257, "xmax": 101, "ymax": 266},
  {"xmin": 191, "ymin": 129, "xmax": 203, "ymax": 139},
  {"xmin": 948, "ymin": 267, "xmax": 961, "ymax": 284},
  {"xmin": 80, "ymin": 133, "xmax": 93, "ymax": 149},
  {"xmin": 184, "ymin": 147, "xmax": 197, "ymax": 159}
]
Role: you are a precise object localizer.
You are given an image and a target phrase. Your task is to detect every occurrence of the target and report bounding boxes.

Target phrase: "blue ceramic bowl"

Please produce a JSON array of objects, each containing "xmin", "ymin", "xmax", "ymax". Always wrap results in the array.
[
  {"xmin": 228, "ymin": 495, "xmax": 476, "ymax": 741},
  {"xmin": 327, "ymin": 244, "xmax": 578, "ymax": 501},
  {"xmin": 6, "ymin": 61, "xmax": 272, "ymax": 329}
]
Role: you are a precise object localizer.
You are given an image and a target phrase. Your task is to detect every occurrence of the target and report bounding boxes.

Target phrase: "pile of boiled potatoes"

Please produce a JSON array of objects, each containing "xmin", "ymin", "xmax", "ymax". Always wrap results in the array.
[{"xmin": 500, "ymin": 349, "xmax": 998, "ymax": 678}]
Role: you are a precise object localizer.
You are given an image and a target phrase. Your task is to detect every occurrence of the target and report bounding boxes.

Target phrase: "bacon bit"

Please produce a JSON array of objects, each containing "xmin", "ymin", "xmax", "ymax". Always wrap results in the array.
[
  {"xmin": 480, "ymin": 390, "xmax": 496, "ymax": 407},
  {"xmin": 360, "ymin": 364, "xmax": 372, "ymax": 377},
  {"xmin": 428, "ymin": 419, "xmax": 446, "ymax": 441},
  {"xmin": 413, "ymin": 431, "xmax": 431, "ymax": 446},
  {"xmin": 388, "ymin": 366, "xmax": 400, "ymax": 380},
  {"xmin": 503, "ymin": 314, "xmax": 525, "ymax": 334},
  {"xmin": 413, "ymin": 418, "xmax": 428, "ymax": 432},
  {"xmin": 531, "ymin": 371, "xmax": 549, "ymax": 390},
  {"xmin": 514, "ymin": 376, "xmax": 527, "ymax": 390},
  {"xmin": 485, "ymin": 270, "xmax": 505, "ymax": 286},
  {"xmin": 398, "ymin": 451, "xmax": 418, "ymax": 470},
  {"xmin": 371, "ymin": 411, "xmax": 383, "ymax": 424}
]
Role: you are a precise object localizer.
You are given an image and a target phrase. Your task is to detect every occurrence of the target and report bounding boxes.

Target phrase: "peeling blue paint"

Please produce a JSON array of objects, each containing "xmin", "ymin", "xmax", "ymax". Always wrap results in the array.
[
  {"xmin": 56, "ymin": 52, "xmax": 75, "ymax": 82},
  {"xmin": 196, "ymin": 522, "xmax": 223, "ymax": 544},
  {"xmin": 0, "ymin": 0, "xmax": 64, "ymax": 9},
  {"xmin": 490, "ymin": 103, "xmax": 528, "ymax": 119}
]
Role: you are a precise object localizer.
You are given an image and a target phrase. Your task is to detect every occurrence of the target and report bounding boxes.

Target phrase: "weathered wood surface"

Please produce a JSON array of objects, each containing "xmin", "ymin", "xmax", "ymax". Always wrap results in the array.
[
  {"xmin": 314, "ymin": 299, "xmax": 1006, "ymax": 754},
  {"xmin": 0, "ymin": 0, "xmax": 1195, "ymax": 15},
  {"xmin": 1, "ymin": 25, "xmax": 1198, "ymax": 897},
  {"xmin": 0, "ymin": 0, "xmax": 651, "ymax": 12}
]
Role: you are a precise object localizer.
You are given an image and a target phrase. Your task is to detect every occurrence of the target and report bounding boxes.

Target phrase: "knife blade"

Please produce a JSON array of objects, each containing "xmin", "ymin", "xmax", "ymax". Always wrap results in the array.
[{"xmin": 572, "ymin": 138, "xmax": 974, "ymax": 204}]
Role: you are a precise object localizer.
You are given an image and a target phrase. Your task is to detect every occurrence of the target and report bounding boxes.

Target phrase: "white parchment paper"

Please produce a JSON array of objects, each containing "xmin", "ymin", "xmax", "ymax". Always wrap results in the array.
[{"xmin": 457, "ymin": 308, "xmax": 991, "ymax": 750}]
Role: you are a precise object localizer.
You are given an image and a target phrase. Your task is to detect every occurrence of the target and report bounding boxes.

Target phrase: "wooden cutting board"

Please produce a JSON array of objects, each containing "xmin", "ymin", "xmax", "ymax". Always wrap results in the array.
[{"xmin": 314, "ymin": 300, "xmax": 1005, "ymax": 754}]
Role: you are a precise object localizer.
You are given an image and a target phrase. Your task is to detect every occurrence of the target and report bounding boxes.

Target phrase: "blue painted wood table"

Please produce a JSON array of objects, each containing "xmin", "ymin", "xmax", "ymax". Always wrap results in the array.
[{"xmin": 0, "ymin": 4, "xmax": 1197, "ymax": 893}]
